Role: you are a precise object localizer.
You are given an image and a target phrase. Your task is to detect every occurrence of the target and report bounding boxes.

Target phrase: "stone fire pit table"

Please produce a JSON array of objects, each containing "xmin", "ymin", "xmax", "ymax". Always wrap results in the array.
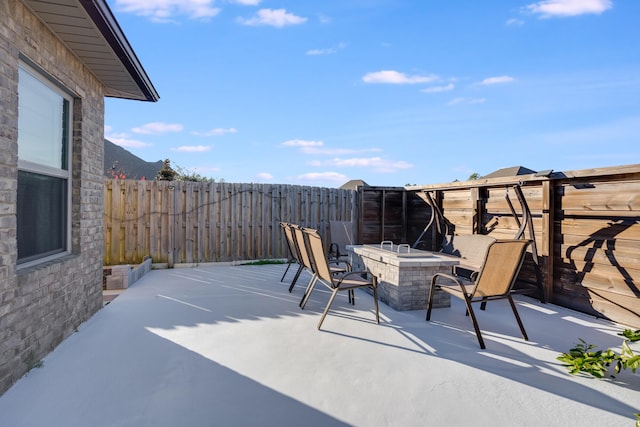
[{"xmin": 348, "ymin": 243, "xmax": 460, "ymax": 311}]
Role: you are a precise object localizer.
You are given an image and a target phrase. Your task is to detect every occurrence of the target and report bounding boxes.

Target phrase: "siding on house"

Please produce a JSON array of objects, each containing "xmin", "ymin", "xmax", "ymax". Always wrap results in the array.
[{"xmin": 1, "ymin": 0, "xmax": 110, "ymax": 395}]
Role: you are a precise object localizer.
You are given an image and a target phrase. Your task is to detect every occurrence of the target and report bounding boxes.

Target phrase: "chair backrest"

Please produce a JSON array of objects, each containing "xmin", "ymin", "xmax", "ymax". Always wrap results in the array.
[
  {"xmin": 304, "ymin": 228, "xmax": 335, "ymax": 286},
  {"xmin": 472, "ymin": 240, "xmax": 531, "ymax": 298},
  {"xmin": 441, "ymin": 234, "xmax": 496, "ymax": 271},
  {"xmin": 293, "ymin": 225, "xmax": 315, "ymax": 271},
  {"xmin": 280, "ymin": 222, "xmax": 299, "ymax": 262},
  {"xmin": 329, "ymin": 220, "xmax": 356, "ymax": 257}
]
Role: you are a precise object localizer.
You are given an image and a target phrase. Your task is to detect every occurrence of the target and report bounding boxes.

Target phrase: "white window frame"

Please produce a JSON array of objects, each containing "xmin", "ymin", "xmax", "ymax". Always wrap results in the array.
[{"xmin": 17, "ymin": 60, "xmax": 73, "ymax": 269}]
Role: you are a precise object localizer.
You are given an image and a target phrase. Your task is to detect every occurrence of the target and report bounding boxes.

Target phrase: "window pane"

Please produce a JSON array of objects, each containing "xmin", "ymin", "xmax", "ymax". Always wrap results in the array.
[
  {"xmin": 18, "ymin": 67, "xmax": 67, "ymax": 170},
  {"xmin": 17, "ymin": 171, "xmax": 67, "ymax": 263}
]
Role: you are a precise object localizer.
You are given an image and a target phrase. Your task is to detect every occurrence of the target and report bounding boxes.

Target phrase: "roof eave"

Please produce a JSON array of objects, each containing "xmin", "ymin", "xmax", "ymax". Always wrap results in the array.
[{"xmin": 79, "ymin": 0, "xmax": 159, "ymax": 102}]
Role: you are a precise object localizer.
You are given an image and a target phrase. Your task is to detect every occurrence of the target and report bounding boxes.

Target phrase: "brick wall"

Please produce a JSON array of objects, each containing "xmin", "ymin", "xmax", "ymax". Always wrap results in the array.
[{"xmin": 0, "ymin": 0, "xmax": 105, "ymax": 395}]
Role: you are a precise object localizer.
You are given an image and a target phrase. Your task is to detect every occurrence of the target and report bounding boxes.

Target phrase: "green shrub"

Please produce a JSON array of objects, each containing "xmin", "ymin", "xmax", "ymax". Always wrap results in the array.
[
  {"xmin": 558, "ymin": 329, "xmax": 639, "ymax": 424},
  {"xmin": 557, "ymin": 329, "xmax": 639, "ymax": 378}
]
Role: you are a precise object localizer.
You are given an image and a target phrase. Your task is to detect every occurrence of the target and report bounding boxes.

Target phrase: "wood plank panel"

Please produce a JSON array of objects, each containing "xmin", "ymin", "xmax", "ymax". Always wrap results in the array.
[
  {"xmin": 559, "ymin": 218, "xmax": 640, "ymax": 240},
  {"xmin": 587, "ymin": 289, "xmax": 640, "ymax": 328},
  {"xmin": 124, "ymin": 182, "xmax": 135, "ymax": 261},
  {"xmin": 211, "ymin": 182, "xmax": 221, "ymax": 261},
  {"xmin": 103, "ymin": 180, "xmax": 112, "ymax": 265},
  {"xmin": 197, "ymin": 184, "xmax": 206, "ymax": 262},
  {"xmin": 136, "ymin": 181, "xmax": 147, "ymax": 262},
  {"xmin": 559, "ymin": 243, "xmax": 640, "ymax": 270},
  {"xmin": 485, "ymin": 186, "xmax": 543, "ymax": 212},
  {"xmin": 185, "ymin": 183, "xmax": 195, "ymax": 264},
  {"xmin": 559, "ymin": 180, "xmax": 640, "ymax": 212},
  {"xmin": 160, "ymin": 182, "xmax": 171, "ymax": 263},
  {"xmin": 579, "ymin": 271, "xmax": 640, "ymax": 298},
  {"xmin": 111, "ymin": 180, "xmax": 122, "ymax": 264}
]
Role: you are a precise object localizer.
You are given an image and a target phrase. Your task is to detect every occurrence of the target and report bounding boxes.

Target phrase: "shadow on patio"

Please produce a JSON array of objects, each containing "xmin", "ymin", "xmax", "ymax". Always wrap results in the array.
[{"xmin": 0, "ymin": 264, "xmax": 638, "ymax": 426}]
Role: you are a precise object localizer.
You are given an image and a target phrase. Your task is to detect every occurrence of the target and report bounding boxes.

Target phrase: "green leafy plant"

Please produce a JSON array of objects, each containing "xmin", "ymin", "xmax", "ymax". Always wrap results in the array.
[
  {"xmin": 557, "ymin": 329, "xmax": 639, "ymax": 378},
  {"xmin": 557, "ymin": 339, "xmax": 617, "ymax": 378},
  {"xmin": 620, "ymin": 329, "xmax": 640, "ymax": 342},
  {"xmin": 173, "ymin": 164, "xmax": 216, "ymax": 182},
  {"xmin": 156, "ymin": 159, "xmax": 177, "ymax": 181},
  {"xmin": 619, "ymin": 340, "xmax": 640, "ymax": 373},
  {"xmin": 558, "ymin": 329, "xmax": 640, "ymax": 424}
]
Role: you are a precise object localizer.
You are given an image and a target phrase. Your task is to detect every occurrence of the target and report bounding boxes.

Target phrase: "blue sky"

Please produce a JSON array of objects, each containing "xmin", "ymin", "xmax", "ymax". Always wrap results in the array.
[{"xmin": 104, "ymin": 0, "xmax": 639, "ymax": 187}]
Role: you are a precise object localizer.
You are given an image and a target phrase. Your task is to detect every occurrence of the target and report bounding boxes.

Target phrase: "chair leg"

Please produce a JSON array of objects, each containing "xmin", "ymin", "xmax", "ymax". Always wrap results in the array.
[
  {"xmin": 299, "ymin": 275, "xmax": 318, "ymax": 309},
  {"xmin": 317, "ymin": 289, "xmax": 340, "ymax": 330},
  {"xmin": 465, "ymin": 300, "xmax": 486, "ymax": 350},
  {"xmin": 372, "ymin": 277, "xmax": 379, "ymax": 324},
  {"xmin": 288, "ymin": 264, "xmax": 304, "ymax": 293},
  {"xmin": 426, "ymin": 277, "xmax": 437, "ymax": 321},
  {"xmin": 508, "ymin": 295, "xmax": 529, "ymax": 341},
  {"xmin": 280, "ymin": 260, "xmax": 292, "ymax": 282}
]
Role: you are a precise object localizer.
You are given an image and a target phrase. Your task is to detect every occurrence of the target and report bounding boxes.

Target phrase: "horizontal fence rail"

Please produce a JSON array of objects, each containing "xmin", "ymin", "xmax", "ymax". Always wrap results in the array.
[{"xmin": 104, "ymin": 180, "xmax": 357, "ymax": 265}]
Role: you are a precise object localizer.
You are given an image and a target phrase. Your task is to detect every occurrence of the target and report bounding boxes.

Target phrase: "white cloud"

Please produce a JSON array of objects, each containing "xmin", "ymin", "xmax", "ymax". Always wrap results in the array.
[
  {"xmin": 173, "ymin": 145, "xmax": 212, "ymax": 152},
  {"xmin": 281, "ymin": 139, "xmax": 323, "ymax": 148},
  {"xmin": 238, "ymin": 8, "xmax": 307, "ymax": 27},
  {"xmin": 231, "ymin": 0, "xmax": 262, "ymax": 5},
  {"xmin": 109, "ymin": 137, "xmax": 151, "ymax": 148},
  {"xmin": 297, "ymin": 172, "xmax": 348, "ymax": 183},
  {"xmin": 447, "ymin": 97, "xmax": 486, "ymax": 106},
  {"xmin": 306, "ymin": 147, "xmax": 382, "ymax": 155},
  {"xmin": 362, "ymin": 70, "xmax": 438, "ymax": 84},
  {"xmin": 306, "ymin": 42, "xmax": 346, "ymax": 56},
  {"xmin": 105, "ymin": 127, "xmax": 152, "ymax": 148},
  {"xmin": 421, "ymin": 83, "xmax": 455, "ymax": 93},
  {"xmin": 506, "ymin": 18, "xmax": 525, "ymax": 26},
  {"xmin": 132, "ymin": 122, "xmax": 184, "ymax": 135},
  {"xmin": 525, "ymin": 0, "xmax": 612, "ymax": 18},
  {"xmin": 114, "ymin": 0, "xmax": 220, "ymax": 22},
  {"xmin": 192, "ymin": 127, "xmax": 238, "ymax": 137},
  {"xmin": 282, "ymin": 139, "xmax": 384, "ymax": 156},
  {"xmin": 255, "ymin": 172, "xmax": 273, "ymax": 181},
  {"xmin": 329, "ymin": 157, "xmax": 413, "ymax": 173},
  {"xmin": 107, "ymin": 135, "xmax": 151, "ymax": 148},
  {"xmin": 478, "ymin": 76, "xmax": 515, "ymax": 85},
  {"xmin": 308, "ymin": 156, "xmax": 413, "ymax": 173},
  {"xmin": 307, "ymin": 48, "xmax": 336, "ymax": 56}
]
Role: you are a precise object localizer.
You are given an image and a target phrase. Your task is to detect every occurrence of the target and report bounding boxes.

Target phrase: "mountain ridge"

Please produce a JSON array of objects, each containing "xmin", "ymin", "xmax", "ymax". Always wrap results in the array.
[{"xmin": 104, "ymin": 139, "xmax": 163, "ymax": 179}]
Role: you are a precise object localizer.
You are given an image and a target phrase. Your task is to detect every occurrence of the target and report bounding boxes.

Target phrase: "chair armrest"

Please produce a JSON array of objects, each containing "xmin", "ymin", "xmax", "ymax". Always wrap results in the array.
[
  {"xmin": 432, "ymin": 272, "xmax": 462, "ymax": 285},
  {"xmin": 432, "ymin": 272, "xmax": 472, "ymax": 298},
  {"xmin": 337, "ymin": 270, "xmax": 374, "ymax": 284},
  {"xmin": 329, "ymin": 259, "xmax": 351, "ymax": 271}
]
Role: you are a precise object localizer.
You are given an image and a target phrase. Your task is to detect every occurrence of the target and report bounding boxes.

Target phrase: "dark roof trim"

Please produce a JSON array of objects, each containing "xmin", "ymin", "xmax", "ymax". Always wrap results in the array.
[
  {"xmin": 79, "ymin": 0, "xmax": 159, "ymax": 102},
  {"xmin": 480, "ymin": 166, "xmax": 536, "ymax": 180}
]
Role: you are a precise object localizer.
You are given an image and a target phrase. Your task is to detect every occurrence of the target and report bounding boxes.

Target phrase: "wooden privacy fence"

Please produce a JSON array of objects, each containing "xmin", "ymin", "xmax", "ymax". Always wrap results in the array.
[
  {"xmin": 104, "ymin": 180, "xmax": 357, "ymax": 266},
  {"xmin": 356, "ymin": 164, "xmax": 640, "ymax": 328},
  {"xmin": 104, "ymin": 164, "xmax": 640, "ymax": 327}
]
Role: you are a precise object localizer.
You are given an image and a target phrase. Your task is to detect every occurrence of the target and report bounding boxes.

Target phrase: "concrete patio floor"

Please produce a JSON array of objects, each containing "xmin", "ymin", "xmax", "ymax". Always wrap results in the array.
[{"xmin": 0, "ymin": 264, "xmax": 638, "ymax": 427}]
